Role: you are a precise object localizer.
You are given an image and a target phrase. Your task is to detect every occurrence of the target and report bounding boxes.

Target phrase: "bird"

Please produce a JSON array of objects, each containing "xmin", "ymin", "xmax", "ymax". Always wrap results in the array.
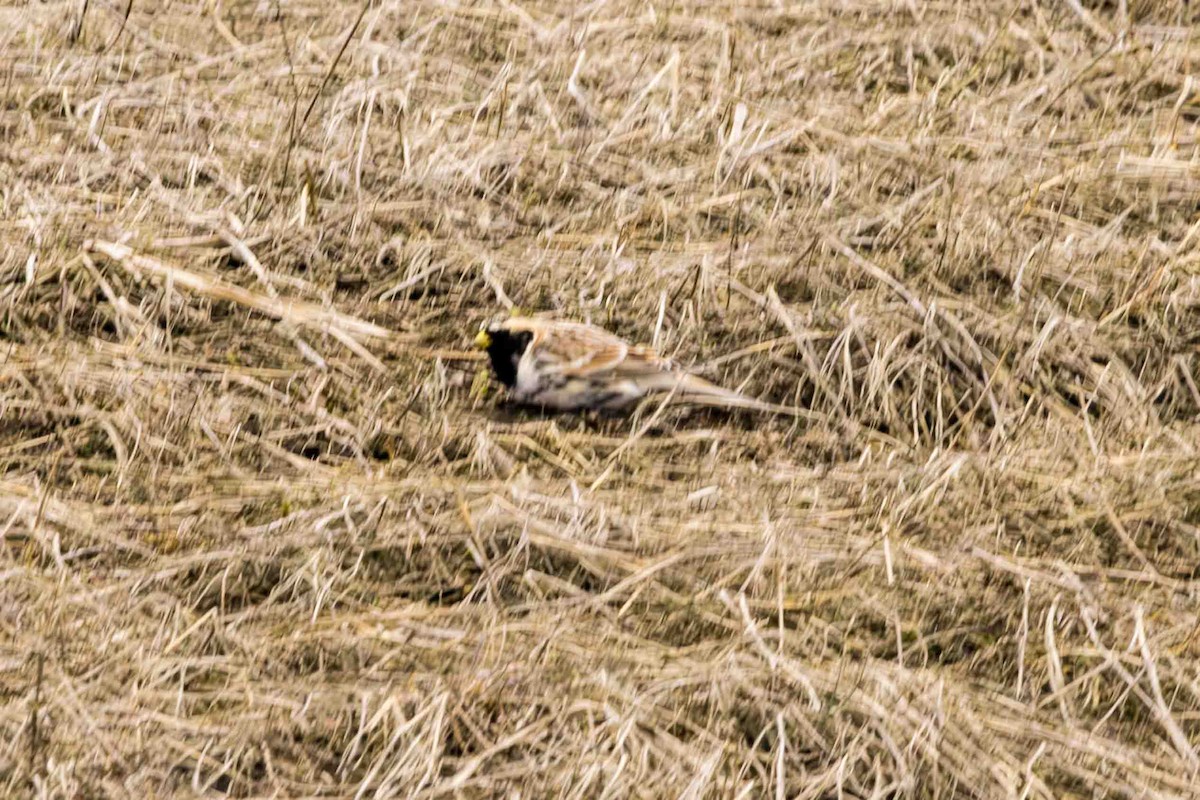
[{"xmin": 473, "ymin": 315, "xmax": 804, "ymax": 415}]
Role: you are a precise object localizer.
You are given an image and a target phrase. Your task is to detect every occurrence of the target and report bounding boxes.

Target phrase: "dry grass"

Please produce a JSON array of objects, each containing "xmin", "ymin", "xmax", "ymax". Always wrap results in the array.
[{"xmin": 3, "ymin": 0, "xmax": 1200, "ymax": 797}]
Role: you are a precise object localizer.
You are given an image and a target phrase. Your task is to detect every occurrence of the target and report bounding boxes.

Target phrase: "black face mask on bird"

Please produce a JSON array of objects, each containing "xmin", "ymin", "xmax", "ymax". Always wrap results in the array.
[{"xmin": 475, "ymin": 328, "xmax": 532, "ymax": 388}]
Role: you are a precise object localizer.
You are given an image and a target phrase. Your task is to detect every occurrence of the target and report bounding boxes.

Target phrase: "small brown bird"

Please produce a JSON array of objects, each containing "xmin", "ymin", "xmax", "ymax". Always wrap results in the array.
[{"xmin": 474, "ymin": 315, "xmax": 798, "ymax": 414}]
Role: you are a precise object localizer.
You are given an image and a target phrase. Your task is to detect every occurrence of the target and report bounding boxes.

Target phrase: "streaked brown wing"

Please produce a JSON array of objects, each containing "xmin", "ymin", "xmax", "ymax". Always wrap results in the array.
[{"xmin": 612, "ymin": 344, "xmax": 675, "ymax": 377}]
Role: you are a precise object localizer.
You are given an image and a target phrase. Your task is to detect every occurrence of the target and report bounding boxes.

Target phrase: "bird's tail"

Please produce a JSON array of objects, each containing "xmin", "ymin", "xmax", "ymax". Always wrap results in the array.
[{"xmin": 646, "ymin": 373, "xmax": 817, "ymax": 419}]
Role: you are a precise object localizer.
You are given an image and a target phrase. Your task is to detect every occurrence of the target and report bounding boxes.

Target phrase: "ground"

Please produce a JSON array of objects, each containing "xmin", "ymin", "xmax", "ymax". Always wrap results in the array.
[{"xmin": 3, "ymin": 0, "xmax": 1200, "ymax": 797}]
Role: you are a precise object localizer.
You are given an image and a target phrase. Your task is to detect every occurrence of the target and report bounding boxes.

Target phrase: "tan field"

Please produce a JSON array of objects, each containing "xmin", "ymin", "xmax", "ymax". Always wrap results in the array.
[{"xmin": 3, "ymin": 1, "xmax": 1200, "ymax": 797}]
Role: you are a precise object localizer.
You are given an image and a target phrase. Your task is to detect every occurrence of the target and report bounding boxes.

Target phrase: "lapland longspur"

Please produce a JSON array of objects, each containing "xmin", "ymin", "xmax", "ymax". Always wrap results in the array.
[{"xmin": 474, "ymin": 315, "xmax": 798, "ymax": 414}]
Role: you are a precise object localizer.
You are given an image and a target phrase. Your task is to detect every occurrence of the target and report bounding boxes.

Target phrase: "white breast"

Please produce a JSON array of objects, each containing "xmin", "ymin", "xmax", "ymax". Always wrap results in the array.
[
  {"xmin": 511, "ymin": 349, "xmax": 645, "ymax": 410},
  {"xmin": 513, "ymin": 349, "xmax": 545, "ymax": 402}
]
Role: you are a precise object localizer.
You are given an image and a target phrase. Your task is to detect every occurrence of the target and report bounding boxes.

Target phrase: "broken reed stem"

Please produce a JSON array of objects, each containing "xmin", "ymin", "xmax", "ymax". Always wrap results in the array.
[{"xmin": 85, "ymin": 240, "xmax": 393, "ymax": 340}]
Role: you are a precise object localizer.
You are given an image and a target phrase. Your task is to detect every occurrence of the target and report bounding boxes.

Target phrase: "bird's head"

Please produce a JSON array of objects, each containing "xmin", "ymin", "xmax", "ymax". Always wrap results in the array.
[{"xmin": 474, "ymin": 321, "xmax": 533, "ymax": 388}]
